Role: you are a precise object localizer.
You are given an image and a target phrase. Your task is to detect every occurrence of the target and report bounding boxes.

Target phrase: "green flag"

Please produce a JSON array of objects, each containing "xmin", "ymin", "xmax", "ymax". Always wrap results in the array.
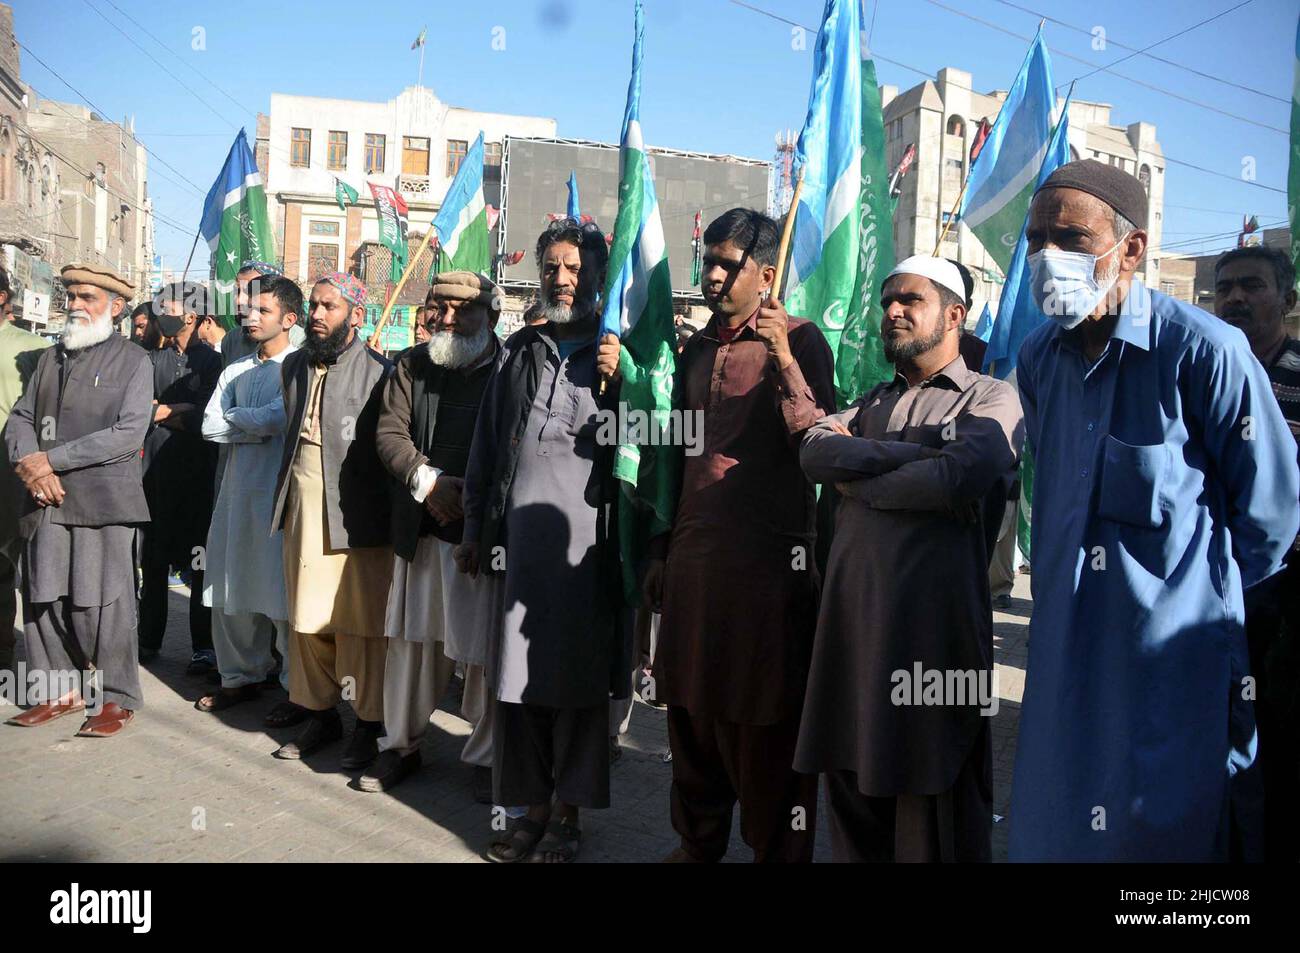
[
  {"xmin": 1289, "ymin": 14, "xmax": 1300, "ymax": 293},
  {"xmin": 785, "ymin": 0, "xmax": 895, "ymax": 409},
  {"xmin": 199, "ymin": 130, "xmax": 276, "ymax": 331},
  {"xmin": 601, "ymin": 0, "xmax": 679, "ymax": 604},
  {"xmin": 335, "ymin": 177, "xmax": 358, "ymax": 212},
  {"xmin": 428, "ymin": 132, "xmax": 491, "ymax": 279}
]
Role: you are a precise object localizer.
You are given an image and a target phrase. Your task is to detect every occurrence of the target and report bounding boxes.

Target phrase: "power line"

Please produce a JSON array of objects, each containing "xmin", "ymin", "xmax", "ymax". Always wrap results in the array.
[
  {"xmin": 1060, "ymin": 0, "xmax": 1255, "ymax": 87},
  {"xmin": 725, "ymin": 0, "xmax": 1287, "ymax": 194},
  {"xmin": 80, "ymin": 0, "xmax": 242, "ymax": 130},
  {"xmin": 9, "ymin": 113, "xmax": 196, "ymax": 238},
  {"xmin": 98, "ymin": 0, "xmax": 255, "ymax": 118},
  {"xmin": 990, "ymin": 0, "xmax": 1288, "ymax": 104},
  {"xmin": 918, "ymin": 0, "xmax": 1286, "ymax": 135},
  {"xmin": 17, "ymin": 40, "xmax": 210, "ymax": 196},
  {"xmin": 1157, "ymin": 218, "xmax": 1287, "ymax": 252}
]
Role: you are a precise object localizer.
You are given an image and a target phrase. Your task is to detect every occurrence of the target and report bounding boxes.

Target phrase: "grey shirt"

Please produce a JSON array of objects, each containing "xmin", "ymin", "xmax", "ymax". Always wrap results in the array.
[
  {"xmin": 468, "ymin": 333, "xmax": 614, "ymax": 708},
  {"xmin": 794, "ymin": 355, "xmax": 1024, "ymax": 795}
]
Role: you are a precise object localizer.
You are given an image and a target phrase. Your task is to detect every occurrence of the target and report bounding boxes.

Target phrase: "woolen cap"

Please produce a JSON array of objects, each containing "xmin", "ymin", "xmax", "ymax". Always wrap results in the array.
[
  {"xmin": 61, "ymin": 262, "xmax": 135, "ymax": 298},
  {"xmin": 1034, "ymin": 158, "xmax": 1148, "ymax": 230}
]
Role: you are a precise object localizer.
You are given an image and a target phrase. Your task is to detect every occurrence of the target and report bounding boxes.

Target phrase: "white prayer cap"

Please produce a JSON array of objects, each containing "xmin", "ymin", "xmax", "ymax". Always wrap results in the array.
[{"xmin": 884, "ymin": 255, "xmax": 967, "ymax": 301}]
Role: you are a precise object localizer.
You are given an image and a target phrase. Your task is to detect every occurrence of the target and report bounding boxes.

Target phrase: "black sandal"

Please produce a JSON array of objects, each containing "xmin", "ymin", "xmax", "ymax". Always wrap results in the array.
[
  {"xmin": 530, "ymin": 817, "xmax": 582, "ymax": 863},
  {"xmin": 487, "ymin": 816, "xmax": 546, "ymax": 863},
  {"xmin": 195, "ymin": 684, "xmax": 259, "ymax": 712},
  {"xmin": 263, "ymin": 700, "xmax": 310, "ymax": 728}
]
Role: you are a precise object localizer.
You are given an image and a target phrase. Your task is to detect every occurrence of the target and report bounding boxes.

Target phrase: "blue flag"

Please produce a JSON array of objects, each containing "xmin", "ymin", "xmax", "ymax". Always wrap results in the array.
[
  {"xmin": 973, "ymin": 303, "xmax": 993, "ymax": 342},
  {"xmin": 566, "ymin": 170, "xmax": 581, "ymax": 220},
  {"xmin": 983, "ymin": 88, "xmax": 1073, "ymax": 378},
  {"xmin": 959, "ymin": 29, "xmax": 1055, "ymax": 275}
]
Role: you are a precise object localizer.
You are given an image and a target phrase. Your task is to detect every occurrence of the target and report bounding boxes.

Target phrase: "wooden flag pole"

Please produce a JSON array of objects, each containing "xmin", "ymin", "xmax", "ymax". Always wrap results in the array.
[
  {"xmin": 771, "ymin": 170, "xmax": 805, "ymax": 300},
  {"xmin": 368, "ymin": 227, "xmax": 439, "ymax": 346},
  {"xmin": 933, "ymin": 173, "xmax": 970, "ymax": 255}
]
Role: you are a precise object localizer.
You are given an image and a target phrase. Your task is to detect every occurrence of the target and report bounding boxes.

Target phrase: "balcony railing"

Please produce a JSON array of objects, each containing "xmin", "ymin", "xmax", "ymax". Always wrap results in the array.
[{"xmin": 397, "ymin": 174, "xmax": 431, "ymax": 196}]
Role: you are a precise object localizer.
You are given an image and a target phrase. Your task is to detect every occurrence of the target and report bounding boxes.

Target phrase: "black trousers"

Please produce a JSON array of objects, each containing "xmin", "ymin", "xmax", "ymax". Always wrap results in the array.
[
  {"xmin": 0, "ymin": 550, "xmax": 16, "ymax": 668},
  {"xmin": 1245, "ymin": 571, "xmax": 1300, "ymax": 863},
  {"xmin": 667, "ymin": 704, "xmax": 818, "ymax": 863},
  {"xmin": 494, "ymin": 700, "xmax": 610, "ymax": 809},
  {"xmin": 825, "ymin": 720, "xmax": 992, "ymax": 863},
  {"xmin": 137, "ymin": 529, "xmax": 211, "ymax": 654}
]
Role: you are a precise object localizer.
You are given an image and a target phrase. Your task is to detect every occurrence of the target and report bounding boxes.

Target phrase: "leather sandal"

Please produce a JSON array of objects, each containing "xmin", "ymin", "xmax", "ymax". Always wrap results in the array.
[
  {"xmin": 264, "ymin": 700, "xmax": 310, "ymax": 728},
  {"xmin": 75, "ymin": 703, "xmax": 134, "ymax": 738},
  {"xmin": 195, "ymin": 684, "xmax": 259, "ymax": 712},
  {"xmin": 6, "ymin": 693, "xmax": 85, "ymax": 727},
  {"xmin": 487, "ymin": 816, "xmax": 547, "ymax": 863}
]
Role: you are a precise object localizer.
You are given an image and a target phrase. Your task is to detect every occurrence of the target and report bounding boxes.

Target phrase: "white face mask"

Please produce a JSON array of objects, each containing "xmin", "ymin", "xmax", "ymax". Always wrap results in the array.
[{"xmin": 1028, "ymin": 234, "xmax": 1128, "ymax": 330}]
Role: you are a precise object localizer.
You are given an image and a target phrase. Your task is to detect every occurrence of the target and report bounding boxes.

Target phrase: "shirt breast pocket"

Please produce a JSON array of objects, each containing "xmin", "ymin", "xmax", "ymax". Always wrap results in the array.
[
  {"xmin": 61, "ymin": 379, "xmax": 126, "ymax": 434},
  {"xmin": 1098, "ymin": 436, "xmax": 1168, "ymax": 528},
  {"xmin": 1097, "ymin": 435, "xmax": 1184, "ymax": 579}
]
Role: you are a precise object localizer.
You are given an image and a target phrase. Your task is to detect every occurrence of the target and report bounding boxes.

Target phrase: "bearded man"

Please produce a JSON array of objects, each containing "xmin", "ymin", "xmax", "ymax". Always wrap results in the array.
[
  {"xmin": 459, "ymin": 218, "xmax": 627, "ymax": 863},
  {"xmin": 270, "ymin": 272, "xmax": 394, "ymax": 768},
  {"xmin": 364, "ymin": 272, "xmax": 502, "ymax": 798},
  {"xmin": 3, "ymin": 264, "xmax": 153, "ymax": 736}
]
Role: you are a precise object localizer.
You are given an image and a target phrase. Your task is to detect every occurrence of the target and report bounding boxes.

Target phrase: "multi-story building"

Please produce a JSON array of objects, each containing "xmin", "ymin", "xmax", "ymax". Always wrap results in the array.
[
  {"xmin": 26, "ymin": 95, "xmax": 153, "ymax": 313},
  {"xmin": 882, "ymin": 67, "xmax": 1165, "ymax": 318},
  {"xmin": 0, "ymin": 1, "xmax": 61, "ymax": 329},
  {"xmin": 262, "ymin": 84, "xmax": 555, "ymax": 300}
]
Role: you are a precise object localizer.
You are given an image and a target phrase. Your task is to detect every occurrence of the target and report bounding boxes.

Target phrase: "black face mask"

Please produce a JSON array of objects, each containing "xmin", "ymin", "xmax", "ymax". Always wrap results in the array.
[
  {"xmin": 156, "ymin": 313, "xmax": 187, "ymax": 337},
  {"xmin": 301, "ymin": 320, "xmax": 352, "ymax": 366}
]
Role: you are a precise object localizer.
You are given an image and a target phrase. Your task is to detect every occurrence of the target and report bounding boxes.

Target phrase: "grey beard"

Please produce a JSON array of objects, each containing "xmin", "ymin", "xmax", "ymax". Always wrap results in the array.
[
  {"xmin": 883, "ymin": 321, "xmax": 949, "ymax": 365},
  {"xmin": 538, "ymin": 299, "xmax": 595, "ymax": 326},
  {"xmin": 426, "ymin": 324, "xmax": 491, "ymax": 369},
  {"xmin": 62, "ymin": 312, "xmax": 113, "ymax": 351}
]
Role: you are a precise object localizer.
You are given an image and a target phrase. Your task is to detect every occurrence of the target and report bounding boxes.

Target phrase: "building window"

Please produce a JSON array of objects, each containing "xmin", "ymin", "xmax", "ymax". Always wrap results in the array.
[
  {"xmin": 291, "ymin": 128, "xmax": 311, "ymax": 167},
  {"xmin": 307, "ymin": 242, "xmax": 339, "ymax": 281},
  {"xmin": 484, "ymin": 142, "xmax": 502, "ymax": 167},
  {"xmin": 327, "ymin": 131, "xmax": 347, "ymax": 171},
  {"xmin": 1160, "ymin": 281, "xmax": 1175, "ymax": 294},
  {"xmin": 365, "ymin": 133, "xmax": 386, "ymax": 174},
  {"xmin": 946, "ymin": 115, "xmax": 966, "ymax": 137},
  {"xmin": 446, "ymin": 139, "xmax": 468, "ymax": 177},
  {"xmin": 309, "ymin": 220, "xmax": 340, "ymax": 236},
  {"xmin": 1139, "ymin": 163, "xmax": 1151, "ymax": 194},
  {"xmin": 402, "ymin": 136, "xmax": 430, "ymax": 176}
]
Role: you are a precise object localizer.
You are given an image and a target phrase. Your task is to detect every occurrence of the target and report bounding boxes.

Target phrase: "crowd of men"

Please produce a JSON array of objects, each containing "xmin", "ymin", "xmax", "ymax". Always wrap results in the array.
[{"xmin": 1, "ymin": 158, "xmax": 1297, "ymax": 863}]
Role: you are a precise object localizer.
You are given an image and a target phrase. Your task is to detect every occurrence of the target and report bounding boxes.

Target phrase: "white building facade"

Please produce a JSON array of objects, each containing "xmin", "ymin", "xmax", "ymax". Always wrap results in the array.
[
  {"xmin": 882, "ymin": 67, "xmax": 1165, "ymax": 319},
  {"xmin": 262, "ymin": 85, "xmax": 555, "ymax": 295}
]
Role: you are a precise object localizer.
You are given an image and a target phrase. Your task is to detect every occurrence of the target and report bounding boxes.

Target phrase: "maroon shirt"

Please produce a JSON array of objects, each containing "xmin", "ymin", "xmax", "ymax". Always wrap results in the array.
[{"xmin": 654, "ymin": 309, "xmax": 836, "ymax": 725}]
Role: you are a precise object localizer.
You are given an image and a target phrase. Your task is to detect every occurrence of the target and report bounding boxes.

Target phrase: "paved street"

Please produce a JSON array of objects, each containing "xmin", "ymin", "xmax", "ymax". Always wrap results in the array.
[{"xmin": 0, "ymin": 573, "xmax": 1031, "ymax": 863}]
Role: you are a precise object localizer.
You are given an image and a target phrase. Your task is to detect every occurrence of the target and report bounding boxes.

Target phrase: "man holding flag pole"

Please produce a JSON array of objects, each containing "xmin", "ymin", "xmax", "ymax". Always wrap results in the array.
[{"xmin": 629, "ymin": 0, "xmax": 834, "ymax": 861}]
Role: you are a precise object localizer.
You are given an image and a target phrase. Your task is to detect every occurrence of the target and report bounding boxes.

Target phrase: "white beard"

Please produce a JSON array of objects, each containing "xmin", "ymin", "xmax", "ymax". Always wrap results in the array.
[
  {"xmin": 426, "ymin": 324, "xmax": 491, "ymax": 370},
  {"xmin": 61, "ymin": 309, "xmax": 114, "ymax": 351}
]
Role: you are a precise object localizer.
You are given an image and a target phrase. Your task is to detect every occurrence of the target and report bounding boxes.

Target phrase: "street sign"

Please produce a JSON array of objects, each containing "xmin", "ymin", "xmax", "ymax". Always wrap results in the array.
[{"xmin": 22, "ymin": 288, "xmax": 49, "ymax": 326}]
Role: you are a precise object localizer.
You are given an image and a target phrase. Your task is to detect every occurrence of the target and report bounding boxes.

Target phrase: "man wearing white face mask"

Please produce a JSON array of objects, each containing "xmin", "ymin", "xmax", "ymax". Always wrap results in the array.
[
  {"xmin": 3, "ymin": 264, "xmax": 153, "ymax": 737},
  {"xmin": 1010, "ymin": 159, "xmax": 1299, "ymax": 862}
]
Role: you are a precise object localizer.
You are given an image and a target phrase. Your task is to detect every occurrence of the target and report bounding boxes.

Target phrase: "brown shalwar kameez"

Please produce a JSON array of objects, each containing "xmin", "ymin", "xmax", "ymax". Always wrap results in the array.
[
  {"xmin": 655, "ymin": 310, "xmax": 835, "ymax": 862},
  {"xmin": 796, "ymin": 356, "xmax": 1023, "ymax": 862}
]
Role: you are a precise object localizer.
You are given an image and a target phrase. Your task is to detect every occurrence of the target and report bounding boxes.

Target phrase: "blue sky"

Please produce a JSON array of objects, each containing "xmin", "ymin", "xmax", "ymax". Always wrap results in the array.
[{"xmin": 13, "ymin": 0, "xmax": 1297, "ymax": 275}]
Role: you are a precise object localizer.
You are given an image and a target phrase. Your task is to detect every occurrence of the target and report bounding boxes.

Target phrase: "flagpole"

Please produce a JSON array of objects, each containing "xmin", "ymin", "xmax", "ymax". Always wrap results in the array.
[
  {"xmin": 181, "ymin": 228, "xmax": 202, "ymax": 282},
  {"xmin": 368, "ymin": 227, "xmax": 439, "ymax": 345},
  {"xmin": 417, "ymin": 42, "xmax": 425, "ymax": 89},
  {"xmin": 932, "ymin": 175, "xmax": 970, "ymax": 255},
  {"xmin": 771, "ymin": 170, "xmax": 805, "ymax": 300}
]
